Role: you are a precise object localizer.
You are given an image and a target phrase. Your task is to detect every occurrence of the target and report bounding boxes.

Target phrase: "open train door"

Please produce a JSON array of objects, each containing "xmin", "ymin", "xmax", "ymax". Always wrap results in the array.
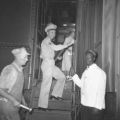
[{"xmin": 25, "ymin": 0, "xmax": 80, "ymax": 119}]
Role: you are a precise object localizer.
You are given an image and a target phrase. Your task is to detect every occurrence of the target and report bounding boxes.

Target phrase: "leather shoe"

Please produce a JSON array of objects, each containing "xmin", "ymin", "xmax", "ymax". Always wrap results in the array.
[
  {"xmin": 50, "ymin": 96, "xmax": 63, "ymax": 101},
  {"xmin": 50, "ymin": 95, "xmax": 58, "ymax": 100},
  {"xmin": 57, "ymin": 97, "xmax": 64, "ymax": 101}
]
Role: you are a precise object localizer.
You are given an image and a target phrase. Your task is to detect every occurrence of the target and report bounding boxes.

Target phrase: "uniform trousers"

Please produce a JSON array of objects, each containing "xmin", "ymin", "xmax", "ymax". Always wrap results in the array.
[
  {"xmin": 38, "ymin": 59, "xmax": 66, "ymax": 108},
  {"xmin": 81, "ymin": 105, "xmax": 104, "ymax": 120}
]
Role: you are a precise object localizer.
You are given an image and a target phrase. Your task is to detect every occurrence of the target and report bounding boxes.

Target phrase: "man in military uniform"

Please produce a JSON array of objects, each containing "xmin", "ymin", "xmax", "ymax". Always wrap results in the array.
[{"xmin": 38, "ymin": 23, "xmax": 74, "ymax": 110}]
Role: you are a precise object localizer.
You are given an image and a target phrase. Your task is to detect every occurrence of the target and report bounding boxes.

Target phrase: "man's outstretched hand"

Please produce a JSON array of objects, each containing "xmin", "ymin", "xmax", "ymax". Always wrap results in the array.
[{"xmin": 66, "ymin": 75, "xmax": 73, "ymax": 81}]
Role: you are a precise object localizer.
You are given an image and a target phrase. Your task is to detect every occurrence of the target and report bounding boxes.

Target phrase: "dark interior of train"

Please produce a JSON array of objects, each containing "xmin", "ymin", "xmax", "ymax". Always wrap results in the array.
[
  {"xmin": 37, "ymin": 0, "xmax": 77, "ymax": 47},
  {"xmin": 21, "ymin": 0, "xmax": 118, "ymax": 120},
  {"xmin": 47, "ymin": 0, "xmax": 77, "ymax": 25}
]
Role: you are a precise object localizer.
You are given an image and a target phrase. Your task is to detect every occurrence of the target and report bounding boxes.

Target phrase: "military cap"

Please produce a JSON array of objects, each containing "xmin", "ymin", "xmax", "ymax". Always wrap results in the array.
[
  {"xmin": 45, "ymin": 23, "xmax": 57, "ymax": 33},
  {"xmin": 85, "ymin": 49, "xmax": 97, "ymax": 58}
]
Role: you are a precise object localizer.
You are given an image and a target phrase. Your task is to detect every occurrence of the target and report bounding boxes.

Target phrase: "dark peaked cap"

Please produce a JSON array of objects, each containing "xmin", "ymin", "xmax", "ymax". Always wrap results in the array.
[{"xmin": 86, "ymin": 49, "xmax": 97, "ymax": 58}]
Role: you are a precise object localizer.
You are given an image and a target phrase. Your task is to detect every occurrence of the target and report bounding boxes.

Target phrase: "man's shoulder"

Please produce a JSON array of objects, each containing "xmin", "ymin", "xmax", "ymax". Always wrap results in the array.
[
  {"xmin": 95, "ymin": 65, "xmax": 106, "ymax": 76},
  {"xmin": 1, "ymin": 64, "xmax": 17, "ymax": 75},
  {"xmin": 2, "ymin": 64, "xmax": 14, "ymax": 70},
  {"xmin": 41, "ymin": 37, "xmax": 51, "ymax": 45},
  {"xmin": 43, "ymin": 37, "xmax": 50, "ymax": 42}
]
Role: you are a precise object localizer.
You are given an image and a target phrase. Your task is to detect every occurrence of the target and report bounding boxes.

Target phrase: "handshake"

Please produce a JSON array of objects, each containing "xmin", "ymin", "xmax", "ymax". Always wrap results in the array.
[
  {"xmin": 66, "ymin": 74, "xmax": 80, "ymax": 81},
  {"xmin": 66, "ymin": 74, "xmax": 81, "ymax": 88},
  {"xmin": 66, "ymin": 75, "xmax": 73, "ymax": 81}
]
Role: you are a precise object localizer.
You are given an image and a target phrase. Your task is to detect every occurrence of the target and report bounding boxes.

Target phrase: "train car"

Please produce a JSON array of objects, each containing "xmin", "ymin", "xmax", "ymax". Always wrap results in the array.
[{"xmin": 0, "ymin": 0, "xmax": 120, "ymax": 120}]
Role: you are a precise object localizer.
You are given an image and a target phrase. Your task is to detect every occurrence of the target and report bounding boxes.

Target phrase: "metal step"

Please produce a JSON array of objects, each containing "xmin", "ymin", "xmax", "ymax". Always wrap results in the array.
[
  {"xmin": 50, "ymin": 80, "xmax": 73, "ymax": 91},
  {"xmin": 28, "ymin": 109, "xmax": 74, "ymax": 120},
  {"xmin": 48, "ymin": 99, "xmax": 72, "ymax": 110},
  {"xmin": 30, "ymin": 80, "xmax": 73, "ymax": 103},
  {"xmin": 29, "ymin": 80, "xmax": 74, "ymax": 110},
  {"xmin": 32, "ymin": 98, "xmax": 72, "ymax": 111}
]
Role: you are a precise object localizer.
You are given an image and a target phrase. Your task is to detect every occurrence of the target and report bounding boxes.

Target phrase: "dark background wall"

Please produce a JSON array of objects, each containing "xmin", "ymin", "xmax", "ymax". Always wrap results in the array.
[
  {"xmin": 75, "ymin": 0, "xmax": 102, "ymax": 76},
  {"xmin": 0, "ymin": 0, "xmax": 31, "ymax": 71},
  {"xmin": 0, "ymin": 0, "xmax": 31, "ymax": 44},
  {"xmin": 74, "ymin": 0, "xmax": 120, "ymax": 119}
]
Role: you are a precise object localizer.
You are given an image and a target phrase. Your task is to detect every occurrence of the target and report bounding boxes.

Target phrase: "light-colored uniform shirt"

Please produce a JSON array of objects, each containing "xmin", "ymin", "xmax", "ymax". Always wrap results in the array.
[
  {"xmin": 40, "ymin": 37, "xmax": 67, "ymax": 60},
  {"xmin": 72, "ymin": 63, "xmax": 106, "ymax": 110}
]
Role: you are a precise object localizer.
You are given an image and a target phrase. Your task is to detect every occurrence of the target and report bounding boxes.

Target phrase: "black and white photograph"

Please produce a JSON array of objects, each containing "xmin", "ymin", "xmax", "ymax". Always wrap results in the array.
[{"xmin": 0, "ymin": 0, "xmax": 120, "ymax": 120}]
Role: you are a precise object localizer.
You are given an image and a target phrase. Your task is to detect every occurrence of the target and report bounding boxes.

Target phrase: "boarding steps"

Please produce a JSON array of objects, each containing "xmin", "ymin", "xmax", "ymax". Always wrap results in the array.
[{"xmin": 26, "ymin": 80, "xmax": 80, "ymax": 120}]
